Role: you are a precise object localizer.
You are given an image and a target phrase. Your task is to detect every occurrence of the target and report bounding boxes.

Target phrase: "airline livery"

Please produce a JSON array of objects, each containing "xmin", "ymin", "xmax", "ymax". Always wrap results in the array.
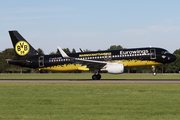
[{"xmin": 7, "ymin": 31, "xmax": 176, "ymax": 80}]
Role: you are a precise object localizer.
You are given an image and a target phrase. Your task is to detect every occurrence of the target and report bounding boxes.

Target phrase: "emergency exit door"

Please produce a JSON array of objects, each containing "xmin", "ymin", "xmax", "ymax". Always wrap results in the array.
[
  {"xmin": 150, "ymin": 49, "xmax": 156, "ymax": 59},
  {"xmin": 39, "ymin": 56, "xmax": 44, "ymax": 67}
]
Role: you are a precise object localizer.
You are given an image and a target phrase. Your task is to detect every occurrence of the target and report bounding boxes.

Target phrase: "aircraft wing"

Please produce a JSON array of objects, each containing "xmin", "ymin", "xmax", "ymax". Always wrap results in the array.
[
  {"xmin": 57, "ymin": 46, "xmax": 107, "ymax": 69},
  {"xmin": 73, "ymin": 59, "xmax": 107, "ymax": 69}
]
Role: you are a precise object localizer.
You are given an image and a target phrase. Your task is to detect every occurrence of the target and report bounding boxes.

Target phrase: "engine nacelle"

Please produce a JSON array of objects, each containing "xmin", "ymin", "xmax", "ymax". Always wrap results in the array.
[{"xmin": 107, "ymin": 63, "xmax": 124, "ymax": 74}]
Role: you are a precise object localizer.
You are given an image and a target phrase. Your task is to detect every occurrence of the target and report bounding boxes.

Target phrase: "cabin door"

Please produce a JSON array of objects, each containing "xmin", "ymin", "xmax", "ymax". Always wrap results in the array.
[
  {"xmin": 150, "ymin": 49, "xmax": 156, "ymax": 59},
  {"xmin": 39, "ymin": 56, "xmax": 44, "ymax": 67}
]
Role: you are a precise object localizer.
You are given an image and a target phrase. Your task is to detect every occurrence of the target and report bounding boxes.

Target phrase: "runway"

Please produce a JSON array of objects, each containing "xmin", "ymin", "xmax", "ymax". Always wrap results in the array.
[{"xmin": 0, "ymin": 79, "xmax": 180, "ymax": 84}]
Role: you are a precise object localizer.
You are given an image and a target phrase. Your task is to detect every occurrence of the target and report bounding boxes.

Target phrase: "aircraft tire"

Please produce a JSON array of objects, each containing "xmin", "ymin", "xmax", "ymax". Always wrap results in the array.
[
  {"xmin": 153, "ymin": 72, "xmax": 157, "ymax": 76},
  {"xmin": 97, "ymin": 74, "xmax": 101, "ymax": 80},
  {"xmin": 92, "ymin": 75, "xmax": 97, "ymax": 80}
]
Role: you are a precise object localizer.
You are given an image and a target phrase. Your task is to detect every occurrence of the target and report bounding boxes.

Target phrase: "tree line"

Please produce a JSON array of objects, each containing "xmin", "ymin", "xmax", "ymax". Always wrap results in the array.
[{"xmin": 0, "ymin": 45, "xmax": 179, "ymax": 73}]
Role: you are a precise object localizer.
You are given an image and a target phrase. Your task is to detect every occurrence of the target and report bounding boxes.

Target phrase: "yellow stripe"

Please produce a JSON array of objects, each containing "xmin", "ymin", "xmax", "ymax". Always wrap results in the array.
[
  {"xmin": 115, "ymin": 60, "xmax": 162, "ymax": 67},
  {"xmin": 39, "ymin": 60, "xmax": 162, "ymax": 71}
]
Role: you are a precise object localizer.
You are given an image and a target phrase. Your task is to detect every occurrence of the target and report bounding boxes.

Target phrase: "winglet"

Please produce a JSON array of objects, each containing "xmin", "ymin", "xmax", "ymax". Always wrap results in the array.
[
  {"xmin": 57, "ymin": 46, "xmax": 69, "ymax": 58},
  {"xmin": 79, "ymin": 48, "xmax": 84, "ymax": 52}
]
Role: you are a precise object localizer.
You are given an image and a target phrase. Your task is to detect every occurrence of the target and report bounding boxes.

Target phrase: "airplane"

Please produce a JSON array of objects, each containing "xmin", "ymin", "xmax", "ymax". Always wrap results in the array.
[{"xmin": 7, "ymin": 31, "xmax": 176, "ymax": 80}]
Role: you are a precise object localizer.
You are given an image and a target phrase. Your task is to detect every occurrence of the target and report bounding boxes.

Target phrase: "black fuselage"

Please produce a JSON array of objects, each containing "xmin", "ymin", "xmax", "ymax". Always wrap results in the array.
[{"xmin": 8, "ymin": 47, "xmax": 176, "ymax": 69}]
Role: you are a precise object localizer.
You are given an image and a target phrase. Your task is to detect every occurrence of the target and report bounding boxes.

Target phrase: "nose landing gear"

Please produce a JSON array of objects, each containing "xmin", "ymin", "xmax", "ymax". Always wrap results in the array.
[{"xmin": 152, "ymin": 66, "xmax": 156, "ymax": 76}]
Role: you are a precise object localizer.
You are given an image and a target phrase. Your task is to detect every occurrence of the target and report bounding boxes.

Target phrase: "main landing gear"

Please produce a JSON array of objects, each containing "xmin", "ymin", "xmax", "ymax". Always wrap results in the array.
[
  {"xmin": 92, "ymin": 74, "xmax": 101, "ymax": 80},
  {"xmin": 152, "ymin": 66, "xmax": 156, "ymax": 76},
  {"xmin": 92, "ymin": 69, "xmax": 101, "ymax": 80}
]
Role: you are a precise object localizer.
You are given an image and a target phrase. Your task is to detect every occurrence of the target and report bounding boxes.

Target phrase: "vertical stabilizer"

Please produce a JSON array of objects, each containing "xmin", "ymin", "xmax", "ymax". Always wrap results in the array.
[{"xmin": 9, "ymin": 31, "xmax": 39, "ymax": 58}]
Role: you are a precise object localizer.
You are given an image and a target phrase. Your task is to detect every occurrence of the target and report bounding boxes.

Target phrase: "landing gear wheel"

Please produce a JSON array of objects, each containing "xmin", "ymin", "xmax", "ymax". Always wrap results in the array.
[
  {"xmin": 92, "ymin": 69, "xmax": 101, "ymax": 80},
  {"xmin": 92, "ymin": 74, "xmax": 101, "ymax": 80},
  {"xmin": 92, "ymin": 75, "xmax": 97, "ymax": 80},
  {"xmin": 97, "ymin": 74, "xmax": 101, "ymax": 80},
  {"xmin": 153, "ymin": 72, "xmax": 157, "ymax": 76}
]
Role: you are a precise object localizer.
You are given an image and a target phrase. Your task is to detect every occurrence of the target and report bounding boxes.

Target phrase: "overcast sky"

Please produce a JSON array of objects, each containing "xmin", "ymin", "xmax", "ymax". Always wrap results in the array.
[{"xmin": 0, "ymin": 0, "xmax": 180, "ymax": 53}]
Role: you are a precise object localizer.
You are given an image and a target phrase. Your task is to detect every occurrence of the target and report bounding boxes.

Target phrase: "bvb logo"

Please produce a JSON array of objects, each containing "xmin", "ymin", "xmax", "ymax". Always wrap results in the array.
[{"xmin": 15, "ymin": 41, "xmax": 30, "ymax": 56}]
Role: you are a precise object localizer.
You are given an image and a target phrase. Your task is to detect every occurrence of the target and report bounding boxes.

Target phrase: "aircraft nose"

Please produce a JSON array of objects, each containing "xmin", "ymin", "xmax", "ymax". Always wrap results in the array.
[{"xmin": 170, "ymin": 54, "xmax": 176, "ymax": 62}]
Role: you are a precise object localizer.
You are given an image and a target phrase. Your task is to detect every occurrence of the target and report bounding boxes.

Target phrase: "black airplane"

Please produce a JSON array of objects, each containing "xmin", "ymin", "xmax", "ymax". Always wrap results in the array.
[{"xmin": 7, "ymin": 31, "xmax": 176, "ymax": 80}]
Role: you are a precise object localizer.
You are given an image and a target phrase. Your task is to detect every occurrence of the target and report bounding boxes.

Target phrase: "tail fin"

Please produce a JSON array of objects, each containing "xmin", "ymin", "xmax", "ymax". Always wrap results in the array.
[{"xmin": 9, "ymin": 31, "xmax": 40, "ymax": 58}]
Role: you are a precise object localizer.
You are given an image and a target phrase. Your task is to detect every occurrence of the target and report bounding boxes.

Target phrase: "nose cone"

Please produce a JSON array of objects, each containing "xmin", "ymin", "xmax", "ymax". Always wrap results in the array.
[{"xmin": 170, "ymin": 54, "xmax": 177, "ymax": 62}]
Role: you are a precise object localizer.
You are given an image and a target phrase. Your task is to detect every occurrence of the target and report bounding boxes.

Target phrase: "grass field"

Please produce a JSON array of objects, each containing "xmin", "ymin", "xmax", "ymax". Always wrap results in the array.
[
  {"xmin": 0, "ymin": 73, "xmax": 180, "ymax": 79},
  {"xmin": 0, "ymin": 84, "xmax": 180, "ymax": 120},
  {"xmin": 0, "ymin": 74, "xmax": 180, "ymax": 119}
]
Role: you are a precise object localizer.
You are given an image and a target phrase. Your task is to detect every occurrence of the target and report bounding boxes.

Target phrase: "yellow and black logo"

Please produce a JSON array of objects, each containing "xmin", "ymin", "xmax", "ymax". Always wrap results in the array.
[{"xmin": 15, "ymin": 41, "xmax": 30, "ymax": 56}]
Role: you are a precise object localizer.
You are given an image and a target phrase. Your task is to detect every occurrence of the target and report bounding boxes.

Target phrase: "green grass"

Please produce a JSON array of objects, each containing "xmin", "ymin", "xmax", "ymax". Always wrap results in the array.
[
  {"xmin": 0, "ymin": 73, "xmax": 180, "ymax": 79},
  {"xmin": 0, "ymin": 84, "xmax": 180, "ymax": 120}
]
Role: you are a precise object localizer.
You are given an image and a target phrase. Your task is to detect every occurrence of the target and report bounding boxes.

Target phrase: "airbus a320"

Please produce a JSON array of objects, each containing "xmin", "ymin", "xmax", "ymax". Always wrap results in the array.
[{"xmin": 7, "ymin": 31, "xmax": 176, "ymax": 80}]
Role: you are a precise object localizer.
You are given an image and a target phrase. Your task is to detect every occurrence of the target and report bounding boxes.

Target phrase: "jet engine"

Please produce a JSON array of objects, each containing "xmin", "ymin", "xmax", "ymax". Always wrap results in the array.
[{"xmin": 107, "ymin": 63, "xmax": 124, "ymax": 74}]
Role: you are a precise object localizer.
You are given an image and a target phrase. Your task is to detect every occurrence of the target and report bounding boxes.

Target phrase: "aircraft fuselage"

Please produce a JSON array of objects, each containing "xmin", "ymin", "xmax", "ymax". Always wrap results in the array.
[{"xmin": 9, "ymin": 47, "xmax": 176, "ymax": 71}]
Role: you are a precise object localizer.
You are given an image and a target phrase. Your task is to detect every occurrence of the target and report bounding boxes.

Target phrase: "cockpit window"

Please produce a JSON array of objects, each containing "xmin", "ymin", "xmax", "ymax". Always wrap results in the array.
[
  {"xmin": 164, "ymin": 51, "xmax": 170, "ymax": 54},
  {"xmin": 162, "ymin": 51, "xmax": 170, "ymax": 54}
]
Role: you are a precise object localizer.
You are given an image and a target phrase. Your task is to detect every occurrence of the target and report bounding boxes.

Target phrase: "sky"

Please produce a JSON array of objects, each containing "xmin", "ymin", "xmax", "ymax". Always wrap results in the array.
[{"xmin": 0, "ymin": 0, "xmax": 180, "ymax": 54}]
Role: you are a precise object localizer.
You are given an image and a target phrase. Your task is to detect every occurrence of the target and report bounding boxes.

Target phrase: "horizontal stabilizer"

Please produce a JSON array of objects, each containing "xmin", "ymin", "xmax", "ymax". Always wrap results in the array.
[{"xmin": 6, "ymin": 59, "xmax": 27, "ymax": 63}]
